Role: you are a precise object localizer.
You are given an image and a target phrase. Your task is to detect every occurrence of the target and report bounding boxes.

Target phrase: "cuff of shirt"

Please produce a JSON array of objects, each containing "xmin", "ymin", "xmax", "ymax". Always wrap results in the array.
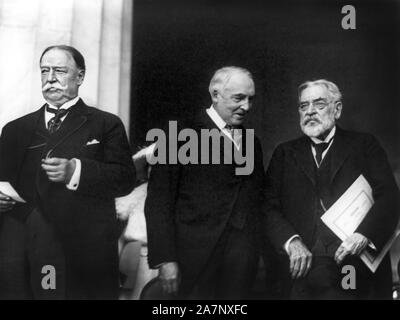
[
  {"xmin": 284, "ymin": 234, "xmax": 301, "ymax": 255},
  {"xmin": 66, "ymin": 159, "xmax": 81, "ymax": 191}
]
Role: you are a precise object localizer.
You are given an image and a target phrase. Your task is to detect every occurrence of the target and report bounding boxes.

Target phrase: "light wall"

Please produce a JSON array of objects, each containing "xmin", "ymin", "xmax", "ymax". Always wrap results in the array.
[{"xmin": 0, "ymin": 0, "xmax": 133, "ymax": 135}]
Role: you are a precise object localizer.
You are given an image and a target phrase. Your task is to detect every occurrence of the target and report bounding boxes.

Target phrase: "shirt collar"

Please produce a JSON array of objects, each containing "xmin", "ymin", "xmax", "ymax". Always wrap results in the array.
[
  {"xmin": 310, "ymin": 126, "xmax": 336, "ymax": 144},
  {"xmin": 46, "ymin": 96, "xmax": 80, "ymax": 111},
  {"xmin": 206, "ymin": 105, "xmax": 227, "ymax": 130}
]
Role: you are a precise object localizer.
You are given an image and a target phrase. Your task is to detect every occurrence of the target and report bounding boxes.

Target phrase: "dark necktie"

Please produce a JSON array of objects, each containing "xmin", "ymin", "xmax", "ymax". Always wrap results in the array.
[
  {"xmin": 225, "ymin": 124, "xmax": 234, "ymax": 135},
  {"xmin": 47, "ymin": 105, "xmax": 69, "ymax": 134},
  {"xmin": 225, "ymin": 124, "xmax": 241, "ymax": 146},
  {"xmin": 311, "ymin": 139, "xmax": 333, "ymax": 166}
]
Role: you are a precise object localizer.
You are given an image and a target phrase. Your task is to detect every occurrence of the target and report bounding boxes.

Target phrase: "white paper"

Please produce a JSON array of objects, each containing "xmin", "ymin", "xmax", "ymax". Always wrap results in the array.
[
  {"xmin": 0, "ymin": 181, "xmax": 26, "ymax": 203},
  {"xmin": 321, "ymin": 174, "xmax": 397, "ymax": 273}
]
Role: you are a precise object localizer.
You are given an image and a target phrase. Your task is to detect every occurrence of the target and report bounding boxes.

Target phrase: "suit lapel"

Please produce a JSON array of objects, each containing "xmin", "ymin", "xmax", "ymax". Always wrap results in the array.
[
  {"xmin": 292, "ymin": 136, "xmax": 316, "ymax": 186},
  {"xmin": 21, "ymin": 107, "xmax": 45, "ymax": 145},
  {"xmin": 15, "ymin": 106, "xmax": 46, "ymax": 171},
  {"xmin": 194, "ymin": 109, "xmax": 245, "ymax": 147},
  {"xmin": 46, "ymin": 99, "xmax": 90, "ymax": 156},
  {"xmin": 327, "ymin": 126, "xmax": 353, "ymax": 184},
  {"xmin": 195, "ymin": 109, "xmax": 247, "ymax": 163},
  {"xmin": 193, "ymin": 109, "xmax": 220, "ymax": 131},
  {"xmin": 292, "ymin": 127, "xmax": 354, "ymax": 187}
]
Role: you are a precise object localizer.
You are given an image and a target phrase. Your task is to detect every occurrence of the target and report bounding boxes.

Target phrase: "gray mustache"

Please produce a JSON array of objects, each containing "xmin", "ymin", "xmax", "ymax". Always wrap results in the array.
[
  {"xmin": 304, "ymin": 118, "xmax": 321, "ymax": 125},
  {"xmin": 42, "ymin": 83, "xmax": 65, "ymax": 91}
]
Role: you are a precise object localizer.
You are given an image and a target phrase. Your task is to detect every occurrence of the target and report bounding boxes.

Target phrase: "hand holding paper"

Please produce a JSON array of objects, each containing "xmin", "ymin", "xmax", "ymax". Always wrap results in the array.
[
  {"xmin": 321, "ymin": 175, "xmax": 400, "ymax": 273},
  {"xmin": 0, "ymin": 182, "xmax": 25, "ymax": 204},
  {"xmin": 334, "ymin": 232, "xmax": 369, "ymax": 264},
  {"xmin": 0, "ymin": 190, "xmax": 16, "ymax": 213}
]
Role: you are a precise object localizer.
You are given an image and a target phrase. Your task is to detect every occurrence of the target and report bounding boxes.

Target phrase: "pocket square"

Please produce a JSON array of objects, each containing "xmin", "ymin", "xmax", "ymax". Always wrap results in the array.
[{"xmin": 86, "ymin": 139, "xmax": 100, "ymax": 145}]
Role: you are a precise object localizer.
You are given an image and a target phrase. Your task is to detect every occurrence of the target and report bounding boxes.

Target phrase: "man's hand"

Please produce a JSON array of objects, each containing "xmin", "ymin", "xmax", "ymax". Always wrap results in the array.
[
  {"xmin": 41, "ymin": 157, "xmax": 76, "ymax": 184},
  {"xmin": 334, "ymin": 232, "xmax": 368, "ymax": 264},
  {"xmin": 287, "ymin": 238, "xmax": 313, "ymax": 279},
  {"xmin": 159, "ymin": 262, "xmax": 180, "ymax": 294},
  {"xmin": 0, "ymin": 191, "xmax": 16, "ymax": 213}
]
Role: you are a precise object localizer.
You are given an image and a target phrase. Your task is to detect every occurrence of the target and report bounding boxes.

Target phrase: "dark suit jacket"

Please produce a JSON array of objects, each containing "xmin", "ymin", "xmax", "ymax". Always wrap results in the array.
[
  {"xmin": 0, "ymin": 99, "xmax": 135, "ymax": 295},
  {"xmin": 264, "ymin": 126, "xmax": 399, "ymax": 296},
  {"xmin": 144, "ymin": 110, "xmax": 265, "ymax": 292}
]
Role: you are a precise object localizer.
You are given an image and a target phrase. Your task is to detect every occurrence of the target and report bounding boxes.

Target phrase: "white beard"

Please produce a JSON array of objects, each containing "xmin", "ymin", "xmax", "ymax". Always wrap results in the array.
[
  {"xmin": 302, "ymin": 124, "xmax": 324, "ymax": 138},
  {"xmin": 301, "ymin": 119, "xmax": 335, "ymax": 139}
]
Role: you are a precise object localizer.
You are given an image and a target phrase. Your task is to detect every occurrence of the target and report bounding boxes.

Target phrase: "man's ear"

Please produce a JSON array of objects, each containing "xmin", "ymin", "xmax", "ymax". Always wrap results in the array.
[
  {"xmin": 77, "ymin": 69, "xmax": 85, "ymax": 86},
  {"xmin": 334, "ymin": 101, "xmax": 343, "ymax": 120},
  {"xmin": 211, "ymin": 90, "xmax": 219, "ymax": 103}
]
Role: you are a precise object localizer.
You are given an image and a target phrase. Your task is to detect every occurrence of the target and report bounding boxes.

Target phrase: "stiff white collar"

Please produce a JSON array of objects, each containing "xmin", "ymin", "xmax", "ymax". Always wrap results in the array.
[
  {"xmin": 46, "ymin": 96, "xmax": 80, "ymax": 111},
  {"xmin": 206, "ymin": 105, "xmax": 241, "ymax": 149},
  {"xmin": 206, "ymin": 105, "xmax": 227, "ymax": 130},
  {"xmin": 44, "ymin": 96, "xmax": 80, "ymax": 129}
]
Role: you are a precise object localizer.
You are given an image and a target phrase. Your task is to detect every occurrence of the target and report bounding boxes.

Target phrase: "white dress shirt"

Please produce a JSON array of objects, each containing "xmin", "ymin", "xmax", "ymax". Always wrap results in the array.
[
  {"xmin": 206, "ymin": 105, "xmax": 242, "ymax": 149},
  {"xmin": 45, "ymin": 96, "xmax": 81, "ymax": 191},
  {"xmin": 310, "ymin": 126, "xmax": 336, "ymax": 168}
]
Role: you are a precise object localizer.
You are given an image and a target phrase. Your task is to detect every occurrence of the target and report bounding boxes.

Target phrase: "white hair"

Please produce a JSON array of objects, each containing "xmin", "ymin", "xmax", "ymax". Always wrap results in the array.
[
  {"xmin": 208, "ymin": 66, "xmax": 254, "ymax": 97},
  {"xmin": 298, "ymin": 79, "xmax": 342, "ymax": 102}
]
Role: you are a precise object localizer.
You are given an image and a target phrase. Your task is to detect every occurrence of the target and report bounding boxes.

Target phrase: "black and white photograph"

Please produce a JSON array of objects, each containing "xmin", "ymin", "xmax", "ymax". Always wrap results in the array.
[{"xmin": 0, "ymin": 0, "xmax": 399, "ymax": 304}]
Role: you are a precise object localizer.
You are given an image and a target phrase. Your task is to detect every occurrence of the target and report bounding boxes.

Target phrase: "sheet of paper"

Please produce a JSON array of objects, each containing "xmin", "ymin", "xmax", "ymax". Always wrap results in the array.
[
  {"xmin": 321, "ymin": 174, "xmax": 398, "ymax": 273},
  {"xmin": 0, "ymin": 181, "xmax": 26, "ymax": 203},
  {"xmin": 321, "ymin": 175, "xmax": 373, "ymax": 242}
]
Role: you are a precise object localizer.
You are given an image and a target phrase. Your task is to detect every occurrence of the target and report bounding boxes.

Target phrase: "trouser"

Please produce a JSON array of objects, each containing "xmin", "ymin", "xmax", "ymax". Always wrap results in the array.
[
  {"xmin": 0, "ymin": 208, "xmax": 66, "ymax": 299},
  {"xmin": 290, "ymin": 256, "xmax": 375, "ymax": 300},
  {"xmin": 63, "ymin": 244, "xmax": 120, "ymax": 300},
  {"xmin": 186, "ymin": 224, "xmax": 258, "ymax": 300}
]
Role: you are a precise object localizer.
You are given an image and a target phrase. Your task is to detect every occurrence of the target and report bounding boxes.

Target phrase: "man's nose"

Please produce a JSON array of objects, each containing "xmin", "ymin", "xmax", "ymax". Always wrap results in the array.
[
  {"xmin": 240, "ymin": 98, "xmax": 251, "ymax": 111},
  {"xmin": 304, "ymin": 104, "xmax": 317, "ymax": 115},
  {"xmin": 46, "ymin": 69, "xmax": 56, "ymax": 82}
]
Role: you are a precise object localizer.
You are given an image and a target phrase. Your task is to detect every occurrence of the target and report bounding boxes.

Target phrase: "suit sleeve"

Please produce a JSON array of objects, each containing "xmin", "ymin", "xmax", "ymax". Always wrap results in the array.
[
  {"xmin": 144, "ymin": 160, "xmax": 181, "ymax": 268},
  {"xmin": 263, "ymin": 145, "xmax": 299, "ymax": 251},
  {"xmin": 0, "ymin": 122, "xmax": 19, "ymax": 183},
  {"xmin": 356, "ymin": 135, "xmax": 400, "ymax": 250},
  {"xmin": 76, "ymin": 115, "xmax": 136, "ymax": 199}
]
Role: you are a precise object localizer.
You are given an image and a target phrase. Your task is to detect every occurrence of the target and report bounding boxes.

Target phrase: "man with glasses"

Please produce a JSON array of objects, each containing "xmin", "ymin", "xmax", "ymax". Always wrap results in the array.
[{"xmin": 264, "ymin": 79, "xmax": 399, "ymax": 299}]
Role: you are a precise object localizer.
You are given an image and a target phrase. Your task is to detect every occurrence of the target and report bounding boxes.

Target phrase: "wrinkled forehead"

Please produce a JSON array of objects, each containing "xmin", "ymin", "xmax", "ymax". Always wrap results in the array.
[
  {"xmin": 299, "ymin": 84, "xmax": 329, "ymax": 102},
  {"xmin": 223, "ymin": 73, "xmax": 255, "ymax": 95},
  {"xmin": 40, "ymin": 49, "xmax": 76, "ymax": 68}
]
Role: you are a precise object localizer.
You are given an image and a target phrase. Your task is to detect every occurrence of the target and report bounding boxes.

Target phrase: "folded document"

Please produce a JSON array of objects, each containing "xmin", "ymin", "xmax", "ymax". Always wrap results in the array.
[
  {"xmin": 321, "ymin": 175, "xmax": 399, "ymax": 273},
  {"xmin": 0, "ymin": 181, "xmax": 26, "ymax": 203}
]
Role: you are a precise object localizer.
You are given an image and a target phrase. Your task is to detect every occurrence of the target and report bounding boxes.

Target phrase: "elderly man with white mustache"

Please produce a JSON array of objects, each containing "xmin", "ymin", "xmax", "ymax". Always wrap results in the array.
[
  {"xmin": 264, "ymin": 79, "xmax": 399, "ymax": 299},
  {"xmin": 0, "ymin": 45, "xmax": 135, "ymax": 299}
]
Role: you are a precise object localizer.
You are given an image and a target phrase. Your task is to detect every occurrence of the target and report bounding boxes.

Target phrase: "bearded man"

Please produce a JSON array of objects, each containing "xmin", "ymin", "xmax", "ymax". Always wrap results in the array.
[{"xmin": 264, "ymin": 79, "xmax": 399, "ymax": 299}]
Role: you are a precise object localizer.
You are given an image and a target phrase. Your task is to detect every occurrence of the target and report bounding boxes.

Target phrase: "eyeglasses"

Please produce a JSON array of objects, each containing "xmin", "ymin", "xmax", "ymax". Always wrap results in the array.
[{"xmin": 298, "ymin": 100, "xmax": 334, "ymax": 112}]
